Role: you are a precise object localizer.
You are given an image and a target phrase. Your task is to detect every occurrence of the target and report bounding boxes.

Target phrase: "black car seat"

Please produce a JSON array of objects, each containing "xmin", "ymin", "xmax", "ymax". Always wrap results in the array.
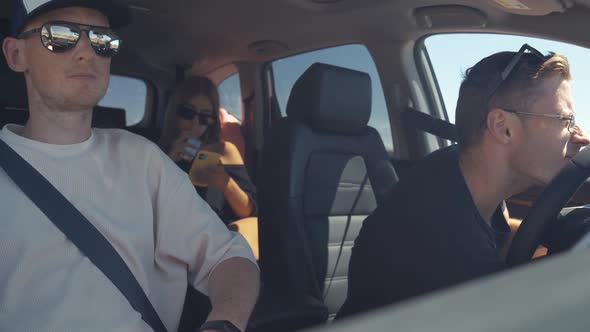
[
  {"xmin": 258, "ymin": 63, "xmax": 399, "ymax": 322},
  {"xmin": 0, "ymin": 18, "xmax": 27, "ymax": 114}
]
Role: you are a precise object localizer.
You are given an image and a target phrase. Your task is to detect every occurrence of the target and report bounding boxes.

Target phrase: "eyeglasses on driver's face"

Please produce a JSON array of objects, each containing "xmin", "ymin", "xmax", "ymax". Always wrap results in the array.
[
  {"xmin": 18, "ymin": 21, "xmax": 121, "ymax": 58},
  {"xmin": 177, "ymin": 105, "xmax": 216, "ymax": 126},
  {"xmin": 503, "ymin": 109, "xmax": 577, "ymax": 134}
]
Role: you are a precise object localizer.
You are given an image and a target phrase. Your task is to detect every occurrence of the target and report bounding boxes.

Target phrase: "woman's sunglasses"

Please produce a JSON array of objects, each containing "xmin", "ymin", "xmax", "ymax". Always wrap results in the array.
[
  {"xmin": 177, "ymin": 105, "xmax": 216, "ymax": 126},
  {"xmin": 18, "ymin": 21, "xmax": 121, "ymax": 58}
]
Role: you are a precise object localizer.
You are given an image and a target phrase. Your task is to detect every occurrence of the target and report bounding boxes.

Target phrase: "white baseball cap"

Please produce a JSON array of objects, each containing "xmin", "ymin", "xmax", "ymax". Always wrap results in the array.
[{"xmin": 12, "ymin": 0, "xmax": 131, "ymax": 36}]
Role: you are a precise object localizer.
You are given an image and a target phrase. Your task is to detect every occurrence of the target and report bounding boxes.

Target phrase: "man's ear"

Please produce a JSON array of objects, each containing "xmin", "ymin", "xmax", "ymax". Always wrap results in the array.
[
  {"xmin": 486, "ymin": 108, "xmax": 512, "ymax": 144},
  {"xmin": 2, "ymin": 37, "xmax": 27, "ymax": 73}
]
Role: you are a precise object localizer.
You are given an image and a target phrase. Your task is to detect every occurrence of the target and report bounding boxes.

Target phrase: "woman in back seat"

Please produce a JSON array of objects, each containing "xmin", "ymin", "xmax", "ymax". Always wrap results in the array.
[{"xmin": 159, "ymin": 76, "xmax": 258, "ymax": 258}]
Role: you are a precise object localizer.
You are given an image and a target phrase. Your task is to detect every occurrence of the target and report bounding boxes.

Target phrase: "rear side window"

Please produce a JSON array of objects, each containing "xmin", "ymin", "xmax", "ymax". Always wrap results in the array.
[
  {"xmin": 218, "ymin": 73, "xmax": 242, "ymax": 122},
  {"xmin": 98, "ymin": 75, "xmax": 148, "ymax": 126},
  {"xmin": 269, "ymin": 44, "xmax": 393, "ymax": 152}
]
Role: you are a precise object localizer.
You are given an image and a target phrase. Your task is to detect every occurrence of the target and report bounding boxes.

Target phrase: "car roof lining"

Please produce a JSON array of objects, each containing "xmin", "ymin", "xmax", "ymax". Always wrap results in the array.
[
  {"xmin": 3, "ymin": 1, "xmax": 590, "ymax": 83},
  {"xmin": 108, "ymin": 0, "xmax": 590, "ymax": 78}
]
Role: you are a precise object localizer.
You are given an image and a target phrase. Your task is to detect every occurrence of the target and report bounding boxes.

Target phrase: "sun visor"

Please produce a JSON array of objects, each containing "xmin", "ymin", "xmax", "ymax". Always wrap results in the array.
[{"xmin": 414, "ymin": 6, "xmax": 487, "ymax": 29}]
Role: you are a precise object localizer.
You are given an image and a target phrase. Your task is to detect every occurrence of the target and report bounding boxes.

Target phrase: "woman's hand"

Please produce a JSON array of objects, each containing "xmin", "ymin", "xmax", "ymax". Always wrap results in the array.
[
  {"xmin": 207, "ymin": 164, "xmax": 231, "ymax": 189},
  {"xmin": 191, "ymin": 163, "xmax": 230, "ymax": 190},
  {"xmin": 191, "ymin": 142, "xmax": 255, "ymax": 218},
  {"xmin": 168, "ymin": 132, "xmax": 200, "ymax": 162}
]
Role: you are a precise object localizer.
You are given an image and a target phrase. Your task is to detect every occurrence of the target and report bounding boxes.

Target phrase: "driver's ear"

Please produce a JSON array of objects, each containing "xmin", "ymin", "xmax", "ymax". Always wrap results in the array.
[{"xmin": 486, "ymin": 108, "xmax": 512, "ymax": 144}]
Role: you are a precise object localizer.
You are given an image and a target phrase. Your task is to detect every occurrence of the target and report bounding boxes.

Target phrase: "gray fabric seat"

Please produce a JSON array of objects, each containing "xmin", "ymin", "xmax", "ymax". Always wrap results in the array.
[{"xmin": 258, "ymin": 63, "xmax": 398, "ymax": 320}]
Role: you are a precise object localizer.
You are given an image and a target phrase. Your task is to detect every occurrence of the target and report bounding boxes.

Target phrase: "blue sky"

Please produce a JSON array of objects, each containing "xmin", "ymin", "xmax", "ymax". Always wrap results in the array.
[{"xmin": 426, "ymin": 33, "xmax": 590, "ymax": 130}]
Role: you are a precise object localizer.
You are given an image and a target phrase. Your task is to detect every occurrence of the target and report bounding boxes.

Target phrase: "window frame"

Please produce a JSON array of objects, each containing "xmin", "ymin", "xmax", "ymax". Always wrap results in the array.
[
  {"xmin": 414, "ymin": 35, "xmax": 449, "ymax": 123},
  {"xmin": 218, "ymin": 72, "xmax": 243, "ymax": 122},
  {"xmin": 411, "ymin": 35, "xmax": 455, "ymax": 149}
]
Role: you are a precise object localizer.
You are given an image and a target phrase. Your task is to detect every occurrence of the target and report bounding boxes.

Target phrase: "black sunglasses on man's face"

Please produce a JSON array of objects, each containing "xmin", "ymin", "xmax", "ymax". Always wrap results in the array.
[
  {"xmin": 18, "ymin": 21, "xmax": 121, "ymax": 58},
  {"xmin": 487, "ymin": 43, "xmax": 547, "ymax": 102}
]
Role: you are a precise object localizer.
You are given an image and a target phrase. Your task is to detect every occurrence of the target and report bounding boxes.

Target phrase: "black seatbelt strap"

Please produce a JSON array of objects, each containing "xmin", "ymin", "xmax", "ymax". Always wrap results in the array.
[
  {"xmin": 0, "ymin": 138, "xmax": 168, "ymax": 332},
  {"xmin": 323, "ymin": 173, "xmax": 369, "ymax": 300},
  {"xmin": 403, "ymin": 107, "xmax": 458, "ymax": 142}
]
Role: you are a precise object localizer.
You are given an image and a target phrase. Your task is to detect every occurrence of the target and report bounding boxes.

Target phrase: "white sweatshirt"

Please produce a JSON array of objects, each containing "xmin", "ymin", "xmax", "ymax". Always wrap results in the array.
[{"xmin": 0, "ymin": 125, "xmax": 256, "ymax": 332}]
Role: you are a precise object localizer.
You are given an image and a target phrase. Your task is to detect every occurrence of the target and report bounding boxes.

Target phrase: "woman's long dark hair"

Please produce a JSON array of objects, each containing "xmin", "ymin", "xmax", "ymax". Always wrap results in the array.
[{"xmin": 159, "ymin": 76, "xmax": 221, "ymax": 152}]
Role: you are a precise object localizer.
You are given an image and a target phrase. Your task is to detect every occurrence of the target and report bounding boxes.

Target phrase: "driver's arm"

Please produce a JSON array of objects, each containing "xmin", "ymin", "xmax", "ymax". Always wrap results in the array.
[
  {"xmin": 499, "ymin": 203, "xmax": 548, "ymax": 259},
  {"xmin": 501, "ymin": 206, "xmax": 590, "ymax": 257},
  {"xmin": 502, "ymin": 218, "xmax": 548, "ymax": 259}
]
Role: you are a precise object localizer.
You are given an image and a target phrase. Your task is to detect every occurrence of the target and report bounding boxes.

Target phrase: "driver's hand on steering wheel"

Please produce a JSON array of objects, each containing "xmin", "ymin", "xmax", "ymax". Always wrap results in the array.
[{"xmin": 570, "ymin": 125, "xmax": 590, "ymax": 151}]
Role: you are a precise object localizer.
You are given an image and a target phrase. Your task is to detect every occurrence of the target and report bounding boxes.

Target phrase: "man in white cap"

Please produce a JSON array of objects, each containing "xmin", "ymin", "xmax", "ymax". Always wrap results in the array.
[{"xmin": 0, "ymin": 1, "xmax": 259, "ymax": 331}]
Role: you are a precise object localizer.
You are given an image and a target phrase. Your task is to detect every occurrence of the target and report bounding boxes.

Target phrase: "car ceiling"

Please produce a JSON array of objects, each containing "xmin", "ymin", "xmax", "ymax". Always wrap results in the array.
[
  {"xmin": 2, "ymin": 0, "xmax": 590, "ymax": 82},
  {"xmin": 110, "ymin": 0, "xmax": 590, "ymax": 77}
]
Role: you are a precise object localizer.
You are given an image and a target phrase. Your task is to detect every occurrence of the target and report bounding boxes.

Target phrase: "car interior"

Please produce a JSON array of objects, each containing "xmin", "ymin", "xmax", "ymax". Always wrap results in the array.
[{"xmin": 3, "ymin": 0, "xmax": 590, "ymax": 331}]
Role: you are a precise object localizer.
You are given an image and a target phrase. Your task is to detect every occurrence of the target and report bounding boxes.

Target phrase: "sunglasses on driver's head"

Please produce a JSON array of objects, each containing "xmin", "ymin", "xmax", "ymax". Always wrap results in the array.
[
  {"xmin": 18, "ymin": 21, "xmax": 121, "ymax": 58},
  {"xmin": 487, "ymin": 43, "xmax": 548, "ymax": 102},
  {"xmin": 177, "ymin": 105, "xmax": 216, "ymax": 125}
]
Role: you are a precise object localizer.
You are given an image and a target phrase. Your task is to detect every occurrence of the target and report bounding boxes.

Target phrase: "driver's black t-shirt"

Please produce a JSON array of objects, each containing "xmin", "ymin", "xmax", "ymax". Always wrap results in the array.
[{"xmin": 337, "ymin": 145, "xmax": 511, "ymax": 318}]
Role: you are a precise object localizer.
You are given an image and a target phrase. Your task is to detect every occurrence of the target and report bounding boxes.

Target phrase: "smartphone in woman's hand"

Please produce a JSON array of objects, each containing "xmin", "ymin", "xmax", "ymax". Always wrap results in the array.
[{"xmin": 183, "ymin": 138, "xmax": 201, "ymax": 159}]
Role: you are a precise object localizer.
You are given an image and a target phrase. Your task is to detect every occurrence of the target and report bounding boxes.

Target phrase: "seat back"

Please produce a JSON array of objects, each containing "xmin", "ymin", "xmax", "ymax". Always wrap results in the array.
[
  {"xmin": 258, "ymin": 63, "xmax": 398, "ymax": 319},
  {"xmin": 0, "ymin": 18, "xmax": 27, "ymax": 114}
]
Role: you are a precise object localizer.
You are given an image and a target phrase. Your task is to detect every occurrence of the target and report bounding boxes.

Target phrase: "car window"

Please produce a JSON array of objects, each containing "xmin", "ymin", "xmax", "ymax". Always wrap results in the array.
[
  {"xmin": 269, "ymin": 44, "xmax": 394, "ymax": 152},
  {"xmin": 98, "ymin": 75, "xmax": 148, "ymax": 126},
  {"xmin": 218, "ymin": 73, "xmax": 242, "ymax": 122},
  {"xmin": 425, "ymin": 33, "xmax": 590, "ymax": 131}
]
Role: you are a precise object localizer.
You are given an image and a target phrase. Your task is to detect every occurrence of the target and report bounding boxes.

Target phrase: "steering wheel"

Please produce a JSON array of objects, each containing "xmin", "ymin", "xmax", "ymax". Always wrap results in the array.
[{"xmin": 506, "ymin": 147, "xmax": 590, "ymax": 266}]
